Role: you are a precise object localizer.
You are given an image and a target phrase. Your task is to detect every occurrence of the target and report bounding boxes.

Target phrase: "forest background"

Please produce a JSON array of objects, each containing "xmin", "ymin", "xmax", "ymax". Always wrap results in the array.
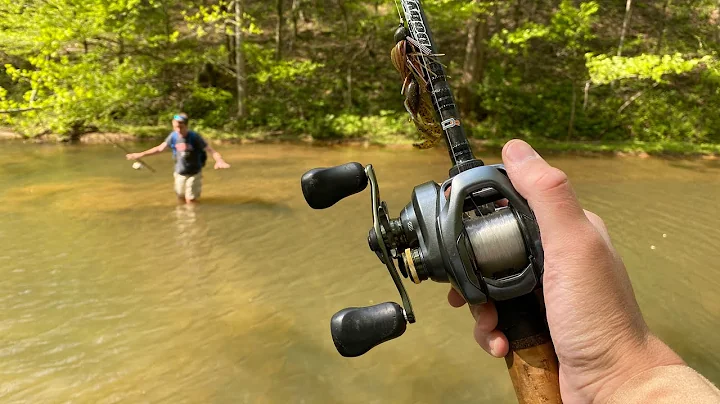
[{"xmin": 2, "ymin": 0, "xmax": 720, "ymax": 154}]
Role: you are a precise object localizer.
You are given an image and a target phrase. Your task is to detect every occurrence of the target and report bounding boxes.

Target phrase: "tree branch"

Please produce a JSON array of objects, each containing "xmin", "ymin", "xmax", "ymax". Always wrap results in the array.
[
  {"xmin": 617, "ymin": 82, "xmax": 659, "ymax": 115},
  {"xmin": 0, "ymin": 107, "xmax": 43, "ymax": 114},
  {"xmin": 583, "ymin": 80, "xmax": 591, "ymax": 110}
]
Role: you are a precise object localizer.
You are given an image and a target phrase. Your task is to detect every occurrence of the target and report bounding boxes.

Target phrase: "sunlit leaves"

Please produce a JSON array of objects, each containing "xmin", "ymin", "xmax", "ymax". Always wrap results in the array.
[
  {"xmin": 254, "ymin": 60, "xmax": 324, "ymax": 84},
  {"xmin": 183, "ymin": 1, "xmax": 260, "ymax": 38},
  {"xmin": 491, "ymin": 24, "xmax": 549, "ymax": 55},
  {"xmin": 549, "ymin": 0, "xmax": 598, "ymax": 51},
  {"xmin": 491, "ymin": 1, "xmax": 598, "ymax": 56},
  {"xmin": 586, "ymin": 53, "xmax": 713, "ymax": 84},
  {"xmin": 0, "ymin": 0, "xmax": 181, "ymax": 133}
]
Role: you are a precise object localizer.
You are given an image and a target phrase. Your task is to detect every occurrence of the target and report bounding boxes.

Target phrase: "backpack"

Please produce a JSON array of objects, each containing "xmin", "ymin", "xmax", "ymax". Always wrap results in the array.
[{"xmin": 169, "ymin": 131, "xmax": 207, "ymax": 168}]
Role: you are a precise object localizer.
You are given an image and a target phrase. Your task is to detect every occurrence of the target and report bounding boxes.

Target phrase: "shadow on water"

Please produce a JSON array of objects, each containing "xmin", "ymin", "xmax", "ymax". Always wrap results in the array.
[
  {"xmin": 212, "ymin": 307, "xmax": 351, "ymax": 403},
  {"xmin": 196, "ymin": 195, "xmax": 292, "ymax": 212},
  {"xmin": 667, "ymin": 159, "xmax": 720, "ymax": 173},
  {"xmin": 211, "ymin": 301, "xmax": 512, "ymax": 404}
]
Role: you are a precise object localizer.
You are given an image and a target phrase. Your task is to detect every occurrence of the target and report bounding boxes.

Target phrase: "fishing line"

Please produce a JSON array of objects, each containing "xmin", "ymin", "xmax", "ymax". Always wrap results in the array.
[
  {"xmin": 398, "ymin": 0, "xmax": 528, "ymax": 273},
  {"xmin": 101, "ymin": 133, "xmax": 157, "ymax": 173},
  {"xmin": 399, "ymin": 0, "xmax": 458, "ymax": 165},
  {"xmin": 393, "ymin": 0, "xmax": 404, "ymax": 23},
  {"xmin": 464, "ymin": 208, "xmax": 528, "ymax": 278}
]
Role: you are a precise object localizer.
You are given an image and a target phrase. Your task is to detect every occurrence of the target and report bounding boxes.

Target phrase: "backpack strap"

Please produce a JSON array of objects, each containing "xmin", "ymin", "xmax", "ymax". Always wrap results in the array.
[
  {"xmin": 169, "ymin": 132, "xmax": 178, "ymax": 158},
  {"xmin": 187, "ymin": 131, "xmax": 206, "ymax": 167}
]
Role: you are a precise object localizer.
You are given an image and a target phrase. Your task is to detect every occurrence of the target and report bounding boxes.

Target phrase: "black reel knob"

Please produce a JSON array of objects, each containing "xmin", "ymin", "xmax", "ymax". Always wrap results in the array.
[
  {"xmin": 301, "ymin": 162, "xmax": 368, "ymax": 209},
  {"xmin": 330, "ymin": 302, "xmax": 408, "ymax": 357}
]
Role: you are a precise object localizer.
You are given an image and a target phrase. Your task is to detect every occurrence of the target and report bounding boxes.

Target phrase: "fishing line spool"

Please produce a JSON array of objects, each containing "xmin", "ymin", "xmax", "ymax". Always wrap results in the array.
[{"xmin": 300, "ymin": 162, "xmax": 544, "ymax": 357}]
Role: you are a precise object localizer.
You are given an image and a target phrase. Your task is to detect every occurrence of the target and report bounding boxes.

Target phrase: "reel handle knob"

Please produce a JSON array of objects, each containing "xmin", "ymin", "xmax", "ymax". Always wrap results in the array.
[
  {"xmin": 330, "ymin": 302, "xmax": 407, "ymax": 357},
  {"xmin": 301, "ymin": 162, "xmax": 368, "ymax": 209}
]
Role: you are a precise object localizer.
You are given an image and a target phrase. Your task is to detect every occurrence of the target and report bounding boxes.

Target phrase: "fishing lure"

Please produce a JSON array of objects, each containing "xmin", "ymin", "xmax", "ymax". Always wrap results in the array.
[{"xmin": 390, "ymin": 1, "xmax": 445, "ymax": 150}]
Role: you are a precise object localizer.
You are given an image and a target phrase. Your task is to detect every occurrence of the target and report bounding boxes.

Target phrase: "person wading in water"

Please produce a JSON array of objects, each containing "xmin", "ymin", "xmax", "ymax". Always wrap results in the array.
[{"xmin": 126, "ymin": 113, "xmax": 231, "ymax": 204}]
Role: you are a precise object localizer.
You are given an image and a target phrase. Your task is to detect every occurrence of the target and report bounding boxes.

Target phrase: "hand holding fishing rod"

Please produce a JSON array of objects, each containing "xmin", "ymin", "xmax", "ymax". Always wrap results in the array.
[
  {"xmin": 300, "ymin": 145, "xmax": 694, "ymax": 403},
  {"xmin": 99, "ymin": 133, "xmax": 157, "ymax": 172},
  {"xmin": 299, "ymin": 1, "xmax": 687, "ymax": 403},
  {"xmin": 449, "ymin": 140, "xmax": 686, "ymax": 403},
  {"xmin": 301, "ymin": 1, "xmax": 558, "ymax": 402}
]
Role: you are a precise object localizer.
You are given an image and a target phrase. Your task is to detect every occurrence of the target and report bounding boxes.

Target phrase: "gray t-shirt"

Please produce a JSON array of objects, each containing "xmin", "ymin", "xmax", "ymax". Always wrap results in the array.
[{"xmin": 165, "ymin": 131, "xmax": 207, "ymax": 176}]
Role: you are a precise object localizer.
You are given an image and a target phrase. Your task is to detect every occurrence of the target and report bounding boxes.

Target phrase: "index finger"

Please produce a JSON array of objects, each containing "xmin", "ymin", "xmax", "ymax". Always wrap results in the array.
[{"xmin": 448, "ymin": 287, "xmax": 467, "ymax": 307}]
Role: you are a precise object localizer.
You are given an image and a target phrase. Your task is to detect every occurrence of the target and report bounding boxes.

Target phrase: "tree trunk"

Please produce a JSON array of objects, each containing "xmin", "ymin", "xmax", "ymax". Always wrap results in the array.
[
  {"xmin": 222, "ymin": 3, "xmax": 235, "ymax": 67},
  {"xmin": 235, "ymin": 0, "xmax": 247, "ymax": 120},
  {"xmin": 716, "ymin": 1, "xmax": 720, "ymax": 44},
  {"xmin": 583, "ymin": 81, "xmax": 591, "ymax": 110},
  {"xmin": 160, "ymin": 0, "xmax": 173, "ymax": 97},
  {"xmin": 567, "ymin": 82, "xmax": 577, "ymax": 140},
  {"xmin": 118, "ymin": 36, "xmax": 124, "ymax": 64},
  {"xmin": 459, "ymin": 9, "xmax": 489, "ymax": 119},
  {"xmin": 524, "ymin": 0, "xmax": 539, "ymax": 26},
  {"xmin": 227, "ymin": 32, "xmax": 235, "ymax": 68},
  {"xmin": 617, "ymin": 0, "xmax": 633, "ymax": 57},
  {"xmin": 346, "ymin": 66, "xmax": 353, "ymax": 110},
  {"xmin": 513, "ymin": 0, "xmax": 523, "ymax": 29},
  {"xmin": 276, "ymin": 0, "xmax": 284, "ymax": 60},
  {"xmin": 161, "ymin": 0, "xmax": 171, "ymax": 42},
  {"xmin": 656, "ymin": 0, "xmax": 671, "ymax": 53},
  {"xmin": 493, "ymin": 1, "xmax": 508, "ymax": 70},
  {"xmin": 338, "ymin": 0, "xmax": 352, "ymax": 109},
  {"xmin": 298, "ymin": 0, "xmax": 307, "ymax": 22},
  {"xmin": 522, "ymin": 0, "xmax": 539, "ymax": 78},
  {"xmin": 460, "ymin": 16, "xmax": 480, "ymax": 114},
  {"xmin": 290, "ymin": 0, "xmax": 300, "ymax": 51}
]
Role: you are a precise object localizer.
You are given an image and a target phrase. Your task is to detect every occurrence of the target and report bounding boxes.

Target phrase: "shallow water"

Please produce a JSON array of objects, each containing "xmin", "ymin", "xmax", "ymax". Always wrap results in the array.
[{"xmin": 1, "ymin": 142, "xmax": 719, "ymax": 403}]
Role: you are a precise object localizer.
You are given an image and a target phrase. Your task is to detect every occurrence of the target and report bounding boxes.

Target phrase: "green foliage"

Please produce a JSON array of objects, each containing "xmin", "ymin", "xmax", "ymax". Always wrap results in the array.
[
  {"xmin": 492, "ymin": 0, "xmax": 598, "ymax": 55},
  {"xmin": 491, "ymin": 24, "xmax": 550, "ymax": 55},
  {"xmin": 0, "ymin": 0, "xmax": 190, "ymax": 135},
  {"xmin": 587, "ymin": 53, "xmax": 713, "ymax": 84},
  {"xmin": 254, "ymin": 60, "xmax": 323, "ymax": 84},
  {"xmin": 424, "ymin": 0, "xmax": 492, "ymax": 21},
  {"xmin": 183, "ymin": 86, "xmax": 234, "ymax": 128},
  {"xmin": 324, "ymin": 111, "xmax": 415, "ymax": 142},
  {"xmin": 1, "ymin": 0, "xmax": 720, "ymax": 146},
  {"xmin": 3, "ymin": 56, "xmax": 158, "ymax": 133},
  {"xmin": 549, "ymin": 0, "xmax": 598, "ymax": 51}
]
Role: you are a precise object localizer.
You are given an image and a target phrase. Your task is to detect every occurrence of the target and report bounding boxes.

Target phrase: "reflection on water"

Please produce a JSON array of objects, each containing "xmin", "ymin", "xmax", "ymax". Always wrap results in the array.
[{"xmin": 0, "ymin": 142, "xmax": 719, "ymax": 403}]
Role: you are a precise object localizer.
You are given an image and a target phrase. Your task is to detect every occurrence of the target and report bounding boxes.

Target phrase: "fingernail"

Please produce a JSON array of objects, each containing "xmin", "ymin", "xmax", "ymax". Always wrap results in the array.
[{"xmin": 505, "ymin": 140, "xmax": 539, "ymax": 164}]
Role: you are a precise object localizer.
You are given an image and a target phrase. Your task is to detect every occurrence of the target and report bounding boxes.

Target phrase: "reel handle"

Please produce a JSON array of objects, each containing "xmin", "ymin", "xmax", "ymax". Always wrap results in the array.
[
  {"xmin": 330, "ymin": 302, "xmax": 407, "ymax": 357},
  {"xmin": 301, "ymin": 162, "xmax": 368, "ymax": 209}
]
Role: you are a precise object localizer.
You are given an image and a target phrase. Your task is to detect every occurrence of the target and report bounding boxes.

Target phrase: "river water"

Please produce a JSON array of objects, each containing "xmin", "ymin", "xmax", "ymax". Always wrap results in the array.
[{"xmin": 0, "ymin": 142, "xmax": 719, "ymax": 403}]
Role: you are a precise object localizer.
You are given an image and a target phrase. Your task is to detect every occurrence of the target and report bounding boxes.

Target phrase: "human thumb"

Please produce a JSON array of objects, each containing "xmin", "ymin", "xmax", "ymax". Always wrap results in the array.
[{"xmin": 501, "ymin": 139, "xmax": 590, "ymax": 240}]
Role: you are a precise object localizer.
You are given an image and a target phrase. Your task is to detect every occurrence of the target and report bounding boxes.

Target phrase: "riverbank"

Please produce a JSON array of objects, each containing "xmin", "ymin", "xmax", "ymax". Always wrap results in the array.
[
  {"xmin": 3, "ymin": 126, "xmax": 720, "ymax": 159},
  {"xmin": 0, "ymin": 129, "xmax": 21, "ymax": 140},
  {"xmin": 476, "ymin": 138, "xmax": 720, "ymax": 159}
]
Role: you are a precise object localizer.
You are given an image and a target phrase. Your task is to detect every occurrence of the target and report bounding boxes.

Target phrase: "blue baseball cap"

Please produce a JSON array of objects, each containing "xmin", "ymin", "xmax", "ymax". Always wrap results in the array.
[{"xmin": 173, "ymin": 114, "xmax": 187, "ymax": 123}]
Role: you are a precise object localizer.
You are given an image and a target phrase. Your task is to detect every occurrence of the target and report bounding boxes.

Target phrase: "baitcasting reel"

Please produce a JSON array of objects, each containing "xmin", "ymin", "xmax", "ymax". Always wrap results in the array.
[{"xmin": 301, "ymin": 161, "xmax": 544, "ymax": 357}]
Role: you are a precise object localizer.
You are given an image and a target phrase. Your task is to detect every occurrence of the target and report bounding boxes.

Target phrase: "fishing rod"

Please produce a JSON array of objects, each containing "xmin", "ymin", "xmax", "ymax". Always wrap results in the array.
[
  {"xmin": 102, "ymin": 133, "xmax": 157, "ymax": 173},
  {"xmin": 300, "ymin": 1, "xmax": 561, "ymax": 403}
]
